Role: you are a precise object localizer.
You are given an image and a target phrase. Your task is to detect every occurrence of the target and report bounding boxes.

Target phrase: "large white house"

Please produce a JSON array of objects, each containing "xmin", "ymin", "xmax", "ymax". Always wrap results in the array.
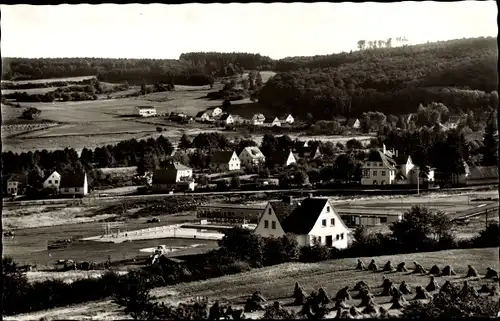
[
  {"xmin": 207, "ymin": 107, "xmax": 223, "ymax": 118},
  {"xmin": 361, "ymin": 150, "xmax": 397, "ymax": 185},
  {"xmin": 254, "ymin": 197, "xmax": 350, "ymax": 249},
  {"xmin": 60, "ymin": 171, "xmax": 88, "ymax": 197},
  {"xmin": 135, "ymin": 106, "xmax": 157, "ymax": 117},
  {"xmin": 152, "ymin": 161, "xmax": 194, "ymax": 192},
  {"xmin": 239, "ymin": 147, "xmax": 266, "ymax": 167},
  {"xmin": 42, "ymin": 171, "xmax": 61, "ymax": 191},
  {"xmin": 209, "ymin": 151, "xmax": 241, "ymax": 172}
]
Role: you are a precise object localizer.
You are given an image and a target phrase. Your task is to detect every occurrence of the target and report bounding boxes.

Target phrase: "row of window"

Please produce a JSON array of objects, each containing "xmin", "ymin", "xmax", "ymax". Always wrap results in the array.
[
  {"xmin": 321, "ymin": 218, "xmax": 335, "ymax": 227},
  {"xmin": 48, "ymin": 180, "xmax": 59, "ymax": 184},
  {"xmin": 313, "ymin": 233, "xmax": 344, "ymax": 244},
  {"xmin": 362, "ymin": 170, "xmax": 394, "ymax": 178},
  {"xmin": 264, "ymin": 220, "xmax": 276, "ymax": 229},
  {"xmin": 366, "ymin": 162, "xmax": 383, "ymax": 167},
  {"xmin": 62, "ymin": 188, "xmax": 80, "ymax": 192}
]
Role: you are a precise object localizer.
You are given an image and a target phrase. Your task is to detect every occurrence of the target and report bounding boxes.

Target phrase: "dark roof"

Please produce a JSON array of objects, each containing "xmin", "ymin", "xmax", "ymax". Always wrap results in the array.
[
  {"xmin": 346, "ymin": 118, "xmax": 359, "ymax": 126},
  {"xmin": 196, "ymin": 111, "xmax": 208, "ymax": 117},
  {"xmin": 8, "ymin": 173, "xmax": 27, "ymax": 184},
  {"xmin": 152, "ymin": 169, "xmax": 177, "ymax": 185},
  {"xmin": 220, "ymin": 114, "xmax": 231, "ymax": 121},
  {"xmin": 60, "ymin": 171, "xmax": 86, "ymax": 188},
  {"xmin": 272, "ymin": 150, "xmax": 293, "ymax": 165},
  {"xmin": 281, "ymin": 198, "xmax": 329, "ymax": 234},
  {"xmin": 42, "ymin": 171, "xmax": 60, "ymax": 182},
  {"xmin": 269, "ymin": 201, "xmax": 300, "ymax": 224},
  {"xmin": 165, "ymin": 161, "xmax": 191, "ymax": 171},
  {"xmin": 210, "ymin": 151, "xmax": 236, "ymax": 164},
  {"xmin": 310, "ymin": 146, "xmax": 322, "ymax": 158},
  {"xmin": 366, "ymin": 151, "xmax": 396, "ymax": 168}
]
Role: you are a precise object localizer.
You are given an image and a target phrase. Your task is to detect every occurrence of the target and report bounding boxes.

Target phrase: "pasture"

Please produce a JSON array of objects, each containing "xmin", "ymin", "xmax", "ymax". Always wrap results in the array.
[{"xmin": 6, "ymin": 247, "xmax": 498, "ymax": 320}]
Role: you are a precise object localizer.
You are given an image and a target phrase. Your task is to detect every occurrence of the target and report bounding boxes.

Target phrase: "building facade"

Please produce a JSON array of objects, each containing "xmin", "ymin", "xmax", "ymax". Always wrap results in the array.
[
  {"xmin": 135, "ymin": 106, "xmax": 157, "ymax": 117},
  {"xmin": 209, "ymin": 151, "xmax": 241, "ymax": 172},
  {"xmin": 239, "ymin": 147, "xmax": 266, "ymax": 167},
  {"xmin": 42, "ymin": 171, "xmax": 61, "ymax": 192},
  {"xmin": 60, "ymin": 172, "xmax": 88, "ymax": 197}
]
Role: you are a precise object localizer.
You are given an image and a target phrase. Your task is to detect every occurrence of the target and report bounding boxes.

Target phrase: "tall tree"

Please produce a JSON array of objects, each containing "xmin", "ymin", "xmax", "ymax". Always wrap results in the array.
[{"xmin": 481, "ymin": 111, "xmax": 499, "ymax": 166}]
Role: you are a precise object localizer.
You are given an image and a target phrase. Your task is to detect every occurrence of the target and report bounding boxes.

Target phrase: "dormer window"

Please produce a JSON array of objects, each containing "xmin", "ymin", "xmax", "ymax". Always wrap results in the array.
[{"xmin": 326, "ymin": 206, "xmax": 330, "ymax": 212}]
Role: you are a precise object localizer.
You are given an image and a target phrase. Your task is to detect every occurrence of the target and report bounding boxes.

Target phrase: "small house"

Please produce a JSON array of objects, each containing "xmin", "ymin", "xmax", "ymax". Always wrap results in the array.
[
  {"xmin": 219, "ymin": 114, "xmax": 234, "ymax": 125},
  {"xmin": 283, "ymin": 114, "xmax": 294, "ymax": 124},
  {"xmin": 252, "ymin": 113, "xmax": 266, "ymax": 126},
  {"xmin": 42, "ymin": 171, "xmax": 61, "ymax": 192},
  {"xmin": 346, "ymin": 118, "xmax": 360, "ymax": 129},
  {"xmin": 60, "ymin": 171, "xmax": 88, "ymax": 197},
  {"xmin": 239, "ymin": 147, "xmax": 266, "ymax": 167},
  {"xmin": 6, "ymin": 174, "xmax": 27, "ymax": 196},
  {"xmin": 195, "ymin": 111, "xmax": 211, "ymax": 122},
  {"xmin": 135, "ymin": 106, "xmax": 157, "ymax": 117},
  {"xmin": 271, "ymin": 150, "xmax": 297, "ymax": 167},
  {"xmin": 254, "ymin": 197, "xmax": 350, "ymax": 249},
  {"xmin": 207, "ymin": 107, "xmax": 223, "ymax": 118},
  {"xmin": 361, "ymin": 151, "xmax": 397, "ymax": 185},
  {"xmin": 265, "ymin": 117, "xmax": 281, "ymax": 127},
  {"xmin": 209, "ymin": 151, "xmax": 241, "ymax": 172}
]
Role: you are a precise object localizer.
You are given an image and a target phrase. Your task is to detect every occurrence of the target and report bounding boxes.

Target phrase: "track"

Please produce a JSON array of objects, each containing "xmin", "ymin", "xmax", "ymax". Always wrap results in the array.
[{"xmin": 451, "ymin": 203, "xmax": 499, "ymax": 222}]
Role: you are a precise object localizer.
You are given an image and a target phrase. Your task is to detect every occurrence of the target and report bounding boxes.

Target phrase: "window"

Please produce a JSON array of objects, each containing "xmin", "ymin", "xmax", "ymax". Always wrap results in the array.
[
  {"xmin": 381, "ymin": 171, "xmax": 386, "ymax": 176},
  {"xmin": 317, "ymin": 236, "xmax": 322, "ymax": 244},
  {"xmin": 340, "ymin": 233, "xmax": 344, "ymax": 240},
  {"xmin": 326, "ymin": 206, "xmax": 330, "ymax": 213},
  {"xmin": 336, "ymin": 234, "xmax": 340, "ymax": 240},
  {"xmin": 362, "ymin": 170, "xmax": 370, "ymax": 178},
  {"xmin": 264, "ymin": 220, "xmax": 269, "ymax": 228},
  {"xmin": 330, "ymin": 218, "xmax": 335, "ymax": 226},
  {"xmin": 381, "ymin": 217, "xmax": 388, "ymax": 223},
  {"xmin": 268, "ymin": 208, "xmax": 272, "ymax": 215},
  {"xmin": 65, "ymin": 188, "xmax": 69, "ymax": 192},
  {"xmin": 373, "ymin": 171, "xmax": 377, "ymax": 176},
  {"xmin": 48, "ymin": 180, "xmax": 52, "ymax": 184},
  {"xmin": 55, "ymin": 180, "xmax": 59, "ymax": 184},
  {"xmin": 272, "ymin": 221, "xmax": 276, "ymax": 229},
  {"xmin": 322, "ymin": 219, "xmax": 327, "ymax": 227}
]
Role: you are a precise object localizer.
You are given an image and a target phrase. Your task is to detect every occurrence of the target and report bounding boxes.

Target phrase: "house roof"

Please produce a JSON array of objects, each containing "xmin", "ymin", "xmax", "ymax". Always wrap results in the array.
[
  {"xmin": 7, "ymin": 173, "xmax": 27, "ymax": 184},
  {"xmin": 241, "ymin": 147, "xmax": 265, "ymax": 159},
  {"xmin": 252, "ymin": 113, "xmax": 265, "ymax": 120},
  {"xmin": 43, "ymin": 171, "xmax": 60, "ymax": 182},
  {"xmin": 272, "ymin": 150, "xmax": 293, "ymax": 165},
  {"xmin": 165, "ymin": 161, "xmax": 191, "ymax": 171},
  {"xmin": 281, "ymin": 198, "xmax": 329, "ymax": 234},
  {"xmin": 152, "ymin": 169, "xmax": 177, "ymax": 185},
  {"xmin": 196, "ymin": 111, "xmax": 209, "ymax": 117},
  {"xmin": 210, "ymin": 151, "xmax": 236, "ymax": 164},
  {"xmin": 220, "ymin": 114, "xmax": 232, "ymax": 121},
  {"xmin": 269, "ymin": 201, "xmax": 300, "ymax": 224},
  {"xmin": 60, "ymin": 171, "xmax": 86, "ymax": 188},
  {"xmin": 310, "ymin": 146, "xmax": 322, "ymax": 158},
  {"xmin": 366, "ymin": 151, "xmax": 397, "ymax": 168},
  {"xmin": 207, "ymin": 107, "xmax": 220, "ymax": 111},
  {"xmin": 346, "ymin": 118, "xmax": 359, "ymax": 126}
]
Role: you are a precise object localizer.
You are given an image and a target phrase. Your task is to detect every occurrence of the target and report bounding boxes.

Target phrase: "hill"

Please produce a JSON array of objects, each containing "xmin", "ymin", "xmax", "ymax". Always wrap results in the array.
[{"xmin": 258, "ymin": 37, "xmax": 498, "ymax": 119}]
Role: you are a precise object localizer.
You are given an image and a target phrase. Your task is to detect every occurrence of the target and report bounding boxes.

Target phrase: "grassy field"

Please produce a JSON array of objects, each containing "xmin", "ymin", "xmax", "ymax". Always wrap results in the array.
[
  {"xmin": 2, "ymin": 75, "xmax": 97, "ymax": 85},
  {"xmin": 6, "ymin": 247, "xmax": 498, "ymax": 321},
  {"xmin": 1, "ymin": 86, "xmax": 60, "ymax": 95}
]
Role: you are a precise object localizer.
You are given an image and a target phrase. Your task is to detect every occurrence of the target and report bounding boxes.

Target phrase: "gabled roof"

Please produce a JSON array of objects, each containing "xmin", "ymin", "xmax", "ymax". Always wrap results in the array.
[
  {"xmin": 281, "ymin": 198, "xmax": 328, "ymax": 234},
  {"xmin": 196, "ymin": 111, "xmax": 209, "ymax": 117},
  {"xmin": 310, "ymin": 146, "xmax": 322, "ymax": 158},
  {"xmin": 346, "ymin": 118, "xmax": 359, "ymax": 126},
  {"xmin": 269, "ymin": 201, "xmax": 300, "ymax": 225},
  {"xmin": 43, "ymin": 171, "xmax": 60, "ymax": 182},
  {"xmin": 7, "ymin": 173, "xmax": 27, "ymax": 184},
  {"xmin": 220, "ymin": 114, "xmax": 232, "ymax": 121},
  {"xmin": 210, "ymin": 151, "xmax": 237, "ymax": 164},
  {"xmin": 366, "ymin": 151, "xmax": 397, "ymax": 168},
  {"xmin": 241, "ymin": 147, "xmax": 265, "ymax": 159},
  {"xmin": 152, "ymin": 169, "xmax": 177, "ymax": 185},
  {"xmin": 272, "ymin": 150, "xmax": 294, "ymax": 165},
  {"xmin": 60, "ymin": 171, "xmax": 86, "ymax": 188},
  {"xmin": 165, "ymin": 161, "xmax": 191, "ymax": 171}
]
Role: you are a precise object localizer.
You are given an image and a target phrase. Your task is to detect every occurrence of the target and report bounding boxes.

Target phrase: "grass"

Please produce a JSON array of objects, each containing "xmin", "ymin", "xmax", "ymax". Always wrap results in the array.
[
  {"xmin": 3, "ymin": 75, "xmax": 97, "ymax": 85},
  {"xmin": 1, "ymin": 86, "xmax": 60, "ymax": 95}
]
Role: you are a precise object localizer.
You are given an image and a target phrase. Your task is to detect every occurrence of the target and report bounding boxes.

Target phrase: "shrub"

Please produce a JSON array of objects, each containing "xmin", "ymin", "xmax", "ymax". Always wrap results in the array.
[
  {"xmin": 220, "ymin": 261, "xmax": 251, "ymax": 275},
  {"xmin": 299, "ymin": 241, "xmax": 330, "ymax": 263}
]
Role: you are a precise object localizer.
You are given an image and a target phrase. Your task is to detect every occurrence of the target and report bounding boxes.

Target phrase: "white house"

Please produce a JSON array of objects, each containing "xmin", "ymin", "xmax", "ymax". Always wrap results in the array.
[
  {"xmin": 207, "ymin": 107, "xmax": 223, "ymax": 118},
  {"xmin": 209, "ymin": 151, "xmax": 241, "ymax": 172},
  {"xmin": 42, "ymin": 171, "xmax": 61, "ymax": 191},
  {"xmin": 152, "ymin": 161, "xmax": 194, "ymax": 192},
  {"xmin": 195, "ymin": 111, "xmax": 211, "ymax": 122},
  {"xmin": 254, "ymin": 197, "xmax": 350, "ymax": 249},
  {"xmin": 264, "ymin": 117, "xmax": 281, "ymax": 127},
  {"xmin": 60, "ymin": 171, "xmax": 88, "ymax": 197},
  {"xmin": 281, "ymin": 114, "xmax": 294, "ymax": 124},
  {"xmin": 135, "ymin": 106, "xmax": 157, "ymax": 117},
  {"xmin": 346, "ymin": 118, "xmax": 361, "ymax": 129},
  {"xmin": 361, "ymin": 151, "xmax": 397, "ymax": 185},
  {"xmin": 6, "ymin": 174, "xmax": 27, "ymax": 196},
  {"xmin": 163, "ymin": 161, "xmax": 193, "ymax": 182},
  {"xmin": 219, "ymin": 114, "xmax": 234, "ymax": 125},
  {"xmin": 272, "ymin": 150, "xmax": 297, "ymax": 167},
  {"xmin": 252, "ymin": 113, "xmax": 266, "ymax": 126},
  {"xmin": 239, "ymin": 147, "xmax": 266, "ymax": 167}
]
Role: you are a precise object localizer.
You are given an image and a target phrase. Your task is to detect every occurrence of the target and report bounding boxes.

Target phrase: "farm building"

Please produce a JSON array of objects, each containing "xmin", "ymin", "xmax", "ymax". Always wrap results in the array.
[
  {"xmin": 60, "ymin": 171, "xmax": 88, "ymax": 197},
  {"xmin": 239, "ymin": 147, "xmax": 266, "ymax": 167},
  {"xmin": 361, "ymin": 149, "xmax": 397, "ymax": 185},
  {"xmin": 338, "ymin": 209, "xmax": 403, "ymax": 227},
  {"xmin": 154, "ymin": 161, "xmax": 193, "ymax": 183},
  {"xmin": 254, "ymin": 197, "xmax": 350, "ymax": 249},
  {"xmin": 195, "ymin": 111, "xmax": 211, "ymax": 122},
  {"xmin": 135, "ymin": 106, "xmax": 157, "ymax": 117},
  {"xmin": 6, "ymin": 174, "xmax": 27, "ymax": 196},
  {"xmin": 219, "ymin": 114, "xmax": 234, "ymax": 125},
  {"xmin": 251, "ymin": 113, "xmax": 266, "ymax": 126},
  {"xmin": 196, "ymin": 203, "xmax": 267, "ymax": 224},
  {"xmin": 346, "ymin": 118, "xmax": 361, "ymax": 129},
  {"xmin": 209, "ymin": 151, "xmax": 241, "ymax": 172},
  {"xmin": 280, "ymin": 114, "xmax": 294, "ymax": 124},
  {"xmin": 264, "ymin": 117, "xmax": 281, "ymax": 127},
  {"xmin": 271, "ymin": 150, "xmax": 297, "ymax": 167},
  {"xmin": 151, "ymin": 171, "xmax": 195, "ymax": 192},
  {"xmin": 42, "ymin": 171, "xmax": 61, "ymax": 192}
]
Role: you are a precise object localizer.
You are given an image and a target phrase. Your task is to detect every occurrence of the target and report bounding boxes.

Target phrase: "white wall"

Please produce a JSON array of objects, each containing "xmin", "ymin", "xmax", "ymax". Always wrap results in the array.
[
  {"xmin": 254, "ymin": 203, "xmax": 286, "ymax": 238},
  {"xmin": 361, "ymin": 163, "xmax": 395, "ymax": 185},
  {"xmin": 176, "ymin": 169, "xmax": 193, "ymax": 182},
  {"xmin": 306, "ymin": 201, "xmax": 349, "ymax": 250},
  {"xmin": 60, "ymin": 173, "xmax": 88, "ymax": 196},
  {"xmin": 43, "ymin": 172, "xmax": 61, "ymax": 190}
]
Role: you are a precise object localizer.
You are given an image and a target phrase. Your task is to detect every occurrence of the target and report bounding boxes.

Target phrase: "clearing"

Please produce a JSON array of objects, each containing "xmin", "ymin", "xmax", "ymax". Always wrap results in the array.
[{"xmin": 6, "ymin": 247, "xmax": 498, "ymax": 321}]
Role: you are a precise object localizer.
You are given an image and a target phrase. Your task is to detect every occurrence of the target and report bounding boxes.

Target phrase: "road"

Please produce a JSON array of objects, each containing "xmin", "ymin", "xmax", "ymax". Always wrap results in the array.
[
  {"xmin": 4, "ymin": 183, "xmax": 497, "ymax": 208},
  {"xmin": 451, "ymin": 203, "xmax": 499, "ymax": 221}
]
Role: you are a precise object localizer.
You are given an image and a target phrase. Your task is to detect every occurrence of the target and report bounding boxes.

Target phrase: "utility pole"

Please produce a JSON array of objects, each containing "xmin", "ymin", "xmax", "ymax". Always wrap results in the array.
[{"xmin": 416, "ymin": 166, "xmax": 420, "ymax": 195}]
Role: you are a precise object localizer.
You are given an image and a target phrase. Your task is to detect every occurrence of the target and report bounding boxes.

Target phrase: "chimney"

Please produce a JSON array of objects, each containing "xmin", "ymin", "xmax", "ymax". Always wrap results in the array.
[{"xmin": 382, "ymin": 144, "xmax": 387, "ymax": 155}]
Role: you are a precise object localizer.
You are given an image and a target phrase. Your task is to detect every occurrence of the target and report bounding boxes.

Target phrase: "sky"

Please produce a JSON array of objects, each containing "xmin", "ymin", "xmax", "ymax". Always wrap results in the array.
[{"xmin": 1, "ymin": 2, "xmax": 497, "ymax": 60}]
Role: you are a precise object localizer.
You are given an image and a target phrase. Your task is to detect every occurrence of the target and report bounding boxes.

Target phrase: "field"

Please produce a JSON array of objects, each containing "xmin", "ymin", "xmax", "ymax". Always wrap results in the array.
[
  {"xmin": 6, "ymin": 247, "xmax": 498, "ymax": 320},
  {"xmin": 2, "ymin": 75, "xmax": 97, "ymax": 85}
]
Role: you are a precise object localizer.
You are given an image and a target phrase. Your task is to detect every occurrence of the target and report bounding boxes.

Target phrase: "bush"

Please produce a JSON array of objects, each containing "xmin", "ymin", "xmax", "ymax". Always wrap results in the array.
[
  {"xmin": 299, "ymin": 241, "xmax": 330, "ymax": 263},
  {"xmin": 219, "ymin": 261, "xmax": 251, "ymax": 275}
]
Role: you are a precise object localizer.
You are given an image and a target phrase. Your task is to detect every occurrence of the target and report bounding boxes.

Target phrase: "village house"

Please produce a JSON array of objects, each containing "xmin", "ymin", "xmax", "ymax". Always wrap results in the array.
[
  {"xmin": 135, "ymin": 106, "xmax": 157, "ymax": 117},
  {"xmin": 271, "ymin": 150, "xmax": 297, "ymax": 167},
  {"xmin": 219, "ymin": 114, "xmax": 234, "ymax": 125},
  {"xmin": 251, "ymin": 113, "xmax": 266, "ymax": 126},
  {"xmin": 308, "ymin": 146, "xmax": 323, "ymax": 159},
  {"xmin": 152, "ymin": 161, "xmax": 194, "ymax": 192},
  {"xmin": 280, "ymin": 114, "xmax": 295, "ymax": 124},
  {"xmin": 361, "ymin": 150, "xmax": 397, "ymax": 185},
  {"xmin": 254, "ymin": 197, "xmax": 350, "ymax": 249},
  {"xmin": 60, "ymin": 171, "xmax": 88, "ymax": 197},
  {"xmin": 346, "ymin": 118, "xmax": 361, "ymax": 129},
  {"xmin": 207, "ymin": 107, "xmax": 223, "ymax": 118},
  {"xmin": 209, "ymin": 151, "xmax": 241, "ymax": 172},
  {"xmin": 195, "ymin": 111, "xmax": 211, "ymax": 122},
  {"xmin": 42, "ymin": 171, "xmax": 61, "ymax": 192},
  {"xmin": 239, "ymin": 146, "xmax": 266, "ymax": 167},
  {"xmin": 264, "ymin": 117, "xmax": 281, "ymax": 127},
  {"xmin": 162, "ymin": 161, "xmax": 193, "ymax": 182},
  {"xmin": 6, "ymin": 174, "xmax": 27, "ymax": 196}
]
